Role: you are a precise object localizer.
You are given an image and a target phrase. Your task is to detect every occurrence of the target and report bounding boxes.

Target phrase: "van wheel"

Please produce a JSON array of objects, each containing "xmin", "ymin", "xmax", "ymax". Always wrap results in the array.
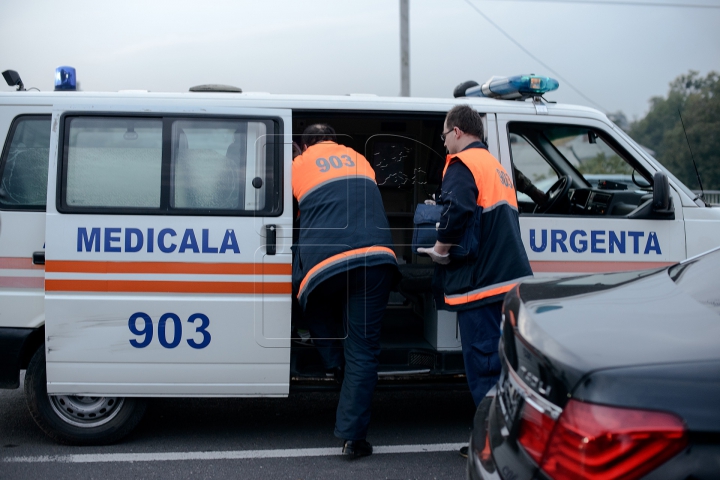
[{"xmin": 24, "ymin": 346, "xmax": 147, "ymax": 445}]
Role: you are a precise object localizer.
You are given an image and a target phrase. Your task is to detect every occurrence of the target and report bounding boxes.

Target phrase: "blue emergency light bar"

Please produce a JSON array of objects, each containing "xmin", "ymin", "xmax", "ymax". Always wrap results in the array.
[
  {"xmin": 54, "ymin": 66, "xmax": 77, "ymax": 91},
  {"xmin": 458, "ymin": 74, "xmax": 559, "ymax": 100}
]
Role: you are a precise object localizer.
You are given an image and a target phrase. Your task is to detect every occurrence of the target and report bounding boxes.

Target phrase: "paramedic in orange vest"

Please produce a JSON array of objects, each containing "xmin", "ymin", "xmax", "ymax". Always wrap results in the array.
[
  {"xmin": 292, "ymin": 124, "xmax": 398, "ymax": 458},
  {"xmin": 418, "ymin": 105, "xmax": 532, "ymax": 407}
]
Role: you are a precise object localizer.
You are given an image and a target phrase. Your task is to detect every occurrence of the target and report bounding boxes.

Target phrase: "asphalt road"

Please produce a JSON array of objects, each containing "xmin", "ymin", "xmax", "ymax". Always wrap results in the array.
[{"xmin": 0, "ymin": 374, "xmax": 476, "ymax": 479}]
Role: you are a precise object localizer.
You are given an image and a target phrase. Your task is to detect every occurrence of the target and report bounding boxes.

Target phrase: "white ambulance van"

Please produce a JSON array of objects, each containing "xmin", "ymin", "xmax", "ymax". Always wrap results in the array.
[{"xmin": 1, "ymin": 70, "xmax": 719, "ymax": 445}]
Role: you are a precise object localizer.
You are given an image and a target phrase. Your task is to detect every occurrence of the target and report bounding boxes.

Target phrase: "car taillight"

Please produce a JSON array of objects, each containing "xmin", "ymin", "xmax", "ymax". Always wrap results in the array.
[
  {"xmin": 540, "ymin": 399, "xmax": 688, "ymax": 480},
  {"xmin": 517, "ymin": 401, "xmax": 557, "ymax": 463}
]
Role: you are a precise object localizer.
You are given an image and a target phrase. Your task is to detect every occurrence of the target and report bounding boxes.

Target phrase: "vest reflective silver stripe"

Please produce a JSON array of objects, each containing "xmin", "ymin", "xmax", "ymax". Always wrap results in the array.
[{"xmin": 482, "ymin": 199, "xmax": 518, "ymax": 214}]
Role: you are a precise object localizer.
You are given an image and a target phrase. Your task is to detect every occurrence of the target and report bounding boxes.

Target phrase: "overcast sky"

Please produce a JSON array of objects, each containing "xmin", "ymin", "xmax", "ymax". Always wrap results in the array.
[{"xmin": 1, "ymin": 0, "xmax": 718, "ymax": 120}]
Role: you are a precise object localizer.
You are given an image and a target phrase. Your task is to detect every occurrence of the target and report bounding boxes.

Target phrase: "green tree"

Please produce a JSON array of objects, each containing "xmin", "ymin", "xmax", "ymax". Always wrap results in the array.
[
  {"xmin": 578, "ymin": 152, "xmax": 632, "ymax": 175},
  {"xmin": 629, "ymin": 71, "xmax": 720, "ymax": 192}
]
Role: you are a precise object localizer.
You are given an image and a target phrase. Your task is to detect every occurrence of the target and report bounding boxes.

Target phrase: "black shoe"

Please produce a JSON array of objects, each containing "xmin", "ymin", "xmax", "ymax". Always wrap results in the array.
[
  {"xmin": 459, "ymin": 446, "xmax": 468, "ymax": 458},
  {"xmin": 342, "ymin": 439, "xmax": 373, "ymax": 458}
]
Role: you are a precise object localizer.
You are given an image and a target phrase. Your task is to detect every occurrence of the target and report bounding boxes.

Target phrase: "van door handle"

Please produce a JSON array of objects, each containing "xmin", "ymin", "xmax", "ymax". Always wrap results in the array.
[
  {"xmin": 265, "ymin": 225, "xmax": 277, "ymax": 255},
  {"xmin": 33, "ymin": 251, "xmax": 45, "ymax": 265}
]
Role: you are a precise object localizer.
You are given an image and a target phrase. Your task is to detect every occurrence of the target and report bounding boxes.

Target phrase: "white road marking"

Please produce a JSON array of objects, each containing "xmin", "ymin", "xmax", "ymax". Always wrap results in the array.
[{"xmin": 2, "ymin": 442, "xmax": 466, "ymax": 463}]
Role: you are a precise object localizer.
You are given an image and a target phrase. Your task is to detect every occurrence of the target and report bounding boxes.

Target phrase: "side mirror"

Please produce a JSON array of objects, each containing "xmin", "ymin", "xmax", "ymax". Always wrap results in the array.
[
  {"xmin": 652, "ymin": 172, "xmax": 672, "ymax": 213},
  {"xmin": 628, "ymin": 171, "xmax": 674, "ymax": 220}
]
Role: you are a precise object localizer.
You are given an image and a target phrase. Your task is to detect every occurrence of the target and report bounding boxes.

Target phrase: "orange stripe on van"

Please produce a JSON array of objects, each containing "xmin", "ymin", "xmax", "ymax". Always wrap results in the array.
[
  {"xmin": 444, "ymin": 282, "xmax": 517, "ymax": 306},
  {"xmin": 0, "ymin": 257, "xmax": 44, "ymax": 270},
  {"xmin": 45, "ymin": 261, "xmax": 291, "ymax": 275},
  {"xmin": 45, "ymin": 279, "xmax": 292, "ymax": 294},
  {"xmin": 530, "ymin": 260, "xmax": 674, "ymax": 273}
]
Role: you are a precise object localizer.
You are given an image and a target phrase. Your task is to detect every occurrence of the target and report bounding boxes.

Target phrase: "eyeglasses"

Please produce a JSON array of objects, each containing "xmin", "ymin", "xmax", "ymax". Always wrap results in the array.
[{"xmin": 440, "ymin": 128, "xmax": 456, "ymax": 142}]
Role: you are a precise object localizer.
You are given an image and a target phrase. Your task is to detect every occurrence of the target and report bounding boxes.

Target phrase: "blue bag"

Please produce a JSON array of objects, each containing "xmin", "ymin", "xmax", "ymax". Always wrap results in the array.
[
  {"xmin": 412, "ymin": 203, "xmax": 481, "ymax": 260},
  {"xmin": 412, "ymin": 203, "xmax": 442, "ymax": 254}
]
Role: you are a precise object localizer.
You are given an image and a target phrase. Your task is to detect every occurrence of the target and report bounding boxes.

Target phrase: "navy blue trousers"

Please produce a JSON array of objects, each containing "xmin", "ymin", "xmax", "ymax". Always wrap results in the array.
[
  {"xmin": 304, "ymin": 264, "xmax": 394, "ymax": 441},
  {"xmin": 457, "ymin": 301, "xmax": 503, "ymax": 406}
]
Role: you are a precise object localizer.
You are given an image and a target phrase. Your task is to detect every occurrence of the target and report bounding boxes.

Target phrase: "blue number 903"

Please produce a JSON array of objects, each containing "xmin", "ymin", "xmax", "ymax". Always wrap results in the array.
[{"xmin": 128, "ymin": 312, "xmax": 211, "ymax": 349}]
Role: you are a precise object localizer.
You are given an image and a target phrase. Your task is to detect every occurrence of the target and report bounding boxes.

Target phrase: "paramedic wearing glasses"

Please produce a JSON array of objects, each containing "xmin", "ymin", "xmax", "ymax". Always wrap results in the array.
[
  {"xmin": 418, "ymin": 105, "xmax": 533, "ymax": 416},
  {"xmin": 292, "ymin": 124, "xmax": 398, "ymax": 458}
]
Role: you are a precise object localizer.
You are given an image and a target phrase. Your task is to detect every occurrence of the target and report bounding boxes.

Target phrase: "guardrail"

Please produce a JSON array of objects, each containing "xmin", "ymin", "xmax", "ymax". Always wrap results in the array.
[{"xmin": 693, "ymin": 190, "xmax": 720, "ymax": 205}]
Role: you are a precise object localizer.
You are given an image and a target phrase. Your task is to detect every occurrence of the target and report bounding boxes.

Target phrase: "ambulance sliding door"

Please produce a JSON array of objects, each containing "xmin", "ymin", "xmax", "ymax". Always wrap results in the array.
[
  {"xmin": 44, "ymin": 107, "xmax": 292, "ymax": 396},
  {"xmin": 497, "ymin": 115, "xmax": 686, "ymax": 276}
]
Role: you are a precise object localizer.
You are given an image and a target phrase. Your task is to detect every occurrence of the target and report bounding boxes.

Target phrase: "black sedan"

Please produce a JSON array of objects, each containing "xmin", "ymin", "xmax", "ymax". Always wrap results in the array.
[{"xmin": 468, "ymin": 247, "xmax": 720, "ymax": 480}]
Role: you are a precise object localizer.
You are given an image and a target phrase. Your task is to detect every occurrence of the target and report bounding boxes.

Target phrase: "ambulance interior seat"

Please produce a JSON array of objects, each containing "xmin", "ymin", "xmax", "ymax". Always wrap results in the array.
[{"xmin": 395, "ymin": 264, "xmax": 435, "ymax": 315}]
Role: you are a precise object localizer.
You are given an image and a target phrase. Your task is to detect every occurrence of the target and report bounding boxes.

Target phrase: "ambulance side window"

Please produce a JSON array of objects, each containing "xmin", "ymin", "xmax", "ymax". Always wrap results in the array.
[
  {"xmin": 60, "ymin": 115, "xmax": 281, "ymax": 216},
  {"xmin": 64, "ymin": 117, "xmax": 163, "ymax": 208},
  {"xmin": 508, "ymin": 122, "xmax": 652, "ymax": 216},
  {"xmin": 0, "ymin": 115, "xmax": 51, "ymax": 210},
  {"xmin": 509, "ymin": 133, "xmax": 559, "ymax": 203},
  {"xmin": 170, "ymin": 119, "xmax": 270, "ymax": 212}
]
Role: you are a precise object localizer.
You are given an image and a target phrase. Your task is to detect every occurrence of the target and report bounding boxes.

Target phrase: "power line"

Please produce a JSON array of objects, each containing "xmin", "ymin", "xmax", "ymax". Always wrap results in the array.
[
  {"xmin": 482, "ymin": 0, "xmax": 720, "ymax": 9},
  {"xmin": 462, "ymin": 0, "xmax": 608, "ymax": 111}
]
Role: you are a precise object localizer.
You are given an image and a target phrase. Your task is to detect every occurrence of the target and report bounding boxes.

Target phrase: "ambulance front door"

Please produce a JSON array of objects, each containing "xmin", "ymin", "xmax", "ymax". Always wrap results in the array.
[
  {"xmin": 44, "ymin": 104, "xmax": 292, "ymax": 396},
  {"xmin": 497, "ymin": 115, "xmax": 686, "ymax": 275}
]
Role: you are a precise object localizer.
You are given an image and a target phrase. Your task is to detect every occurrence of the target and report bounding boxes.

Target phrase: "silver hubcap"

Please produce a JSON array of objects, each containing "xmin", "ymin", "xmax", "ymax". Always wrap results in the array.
[{"xmin": 49, "ymin": 395, "xmax": 124, "ymax": 428}]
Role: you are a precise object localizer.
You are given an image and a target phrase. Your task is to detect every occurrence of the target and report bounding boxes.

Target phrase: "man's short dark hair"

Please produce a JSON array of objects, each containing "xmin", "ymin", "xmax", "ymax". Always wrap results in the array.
[
  {"xmin": 302, "ymin": 124, "xmax": 336, "ymax": 147},
  {"xmin": 445, "ymin": 105, "xmax": 484, "ymax": 140}
]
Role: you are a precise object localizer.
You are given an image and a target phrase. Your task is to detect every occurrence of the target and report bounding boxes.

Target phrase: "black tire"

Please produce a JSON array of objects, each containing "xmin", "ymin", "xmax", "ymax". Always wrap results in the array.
[{"xmin": 24, "ymin": 345, "xmax": 147, "ymax": 445}]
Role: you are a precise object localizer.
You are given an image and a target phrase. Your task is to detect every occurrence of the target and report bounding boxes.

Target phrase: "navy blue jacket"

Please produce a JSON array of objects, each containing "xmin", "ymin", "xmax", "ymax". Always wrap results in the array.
[
  {"xmin": 292, "ymin": 142, "xmax": 397, "ymax": 309},
  {"xmin": 434, "ymin": 144, "xmax": 533, "ymax": 311}
]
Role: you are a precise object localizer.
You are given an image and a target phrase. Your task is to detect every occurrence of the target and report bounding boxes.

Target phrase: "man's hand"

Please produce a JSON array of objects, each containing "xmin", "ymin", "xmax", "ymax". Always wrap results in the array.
[
  {"xmin": 417, "ymin": 245, "xmax": 451, "ymax": 265},
  {"xmin": 530, "ymin": 187, "xmax": 548, "ymax": 206}
]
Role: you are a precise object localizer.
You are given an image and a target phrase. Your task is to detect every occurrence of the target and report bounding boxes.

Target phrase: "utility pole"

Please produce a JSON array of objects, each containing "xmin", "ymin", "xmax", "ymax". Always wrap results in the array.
[{"xmin": 400, "ymin": 0, "xmax": 410, "ymax": 97}]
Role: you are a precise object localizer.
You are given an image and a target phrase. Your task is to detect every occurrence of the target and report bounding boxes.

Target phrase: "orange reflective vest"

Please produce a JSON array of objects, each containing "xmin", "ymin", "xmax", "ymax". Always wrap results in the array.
[
  {"xmin": 436, "ymin": 147, "xmax": 533, "ymax": 310},
  {"xmin": 292, "ymin": 142, "xmax": 397, "ymax": 309}
]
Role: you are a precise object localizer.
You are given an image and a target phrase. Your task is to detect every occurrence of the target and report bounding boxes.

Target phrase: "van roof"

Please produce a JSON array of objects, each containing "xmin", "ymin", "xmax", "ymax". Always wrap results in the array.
[{"xmin": 0, "ymin": 90, "xmax": 608, "ymax": 123}]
